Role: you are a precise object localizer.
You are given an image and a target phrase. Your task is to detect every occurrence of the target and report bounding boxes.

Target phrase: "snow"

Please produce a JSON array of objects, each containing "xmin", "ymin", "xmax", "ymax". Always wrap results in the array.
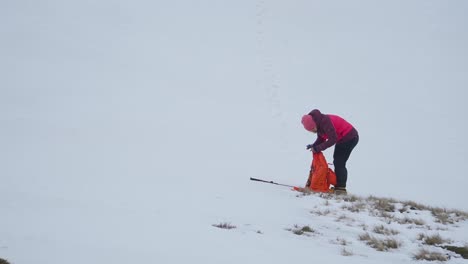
[{"xmin": 1, "ymin": 0, "xmax": 468, "ymax": 263}]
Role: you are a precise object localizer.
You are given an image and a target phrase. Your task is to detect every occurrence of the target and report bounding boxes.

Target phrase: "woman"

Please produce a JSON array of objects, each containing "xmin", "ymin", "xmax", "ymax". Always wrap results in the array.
[{"xmin": 301, "ymin": 109, "xmax": 359, "ymax": 194}]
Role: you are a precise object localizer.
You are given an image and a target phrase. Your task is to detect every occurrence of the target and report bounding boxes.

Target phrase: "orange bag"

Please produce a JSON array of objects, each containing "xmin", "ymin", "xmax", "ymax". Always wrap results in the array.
[{"xmin": 307, "ymin": 152, "xmax": 336, "ymax": 192}]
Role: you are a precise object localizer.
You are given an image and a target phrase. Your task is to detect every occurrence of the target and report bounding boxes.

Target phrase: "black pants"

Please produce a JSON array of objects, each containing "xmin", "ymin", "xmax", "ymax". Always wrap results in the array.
[{"xmin": 333, "ymin": 136, "xmax": 359, "ymax": 188}]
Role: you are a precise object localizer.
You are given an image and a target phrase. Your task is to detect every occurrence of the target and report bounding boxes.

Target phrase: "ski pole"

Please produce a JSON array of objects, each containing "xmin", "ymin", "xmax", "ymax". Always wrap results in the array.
[{"xmin": 249, "ymin": 177, "xmax": 297, "ymax": 188}]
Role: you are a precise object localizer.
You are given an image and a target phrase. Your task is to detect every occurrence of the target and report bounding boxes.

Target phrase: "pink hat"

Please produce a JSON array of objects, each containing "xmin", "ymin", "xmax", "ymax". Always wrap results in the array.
[{"xmin": 301, "ymin": 115, "xmax": 316, "ymax": 131}]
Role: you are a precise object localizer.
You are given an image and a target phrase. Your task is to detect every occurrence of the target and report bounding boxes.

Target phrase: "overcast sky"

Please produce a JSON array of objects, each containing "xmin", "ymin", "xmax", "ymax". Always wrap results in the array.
[{"xmin": 1, "ymin": 0, "xmax": 468, "ymax": 213}]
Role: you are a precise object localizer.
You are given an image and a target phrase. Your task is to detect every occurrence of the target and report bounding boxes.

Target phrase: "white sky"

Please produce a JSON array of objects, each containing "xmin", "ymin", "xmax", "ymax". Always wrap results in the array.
[{"xmin": 1, "ymin": 1, "xmax": 468, "ymax": 262}]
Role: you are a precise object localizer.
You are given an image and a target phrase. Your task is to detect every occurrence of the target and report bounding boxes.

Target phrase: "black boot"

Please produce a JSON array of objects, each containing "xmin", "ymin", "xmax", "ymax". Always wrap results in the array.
[{"xmin": 333, "ymin": 187, "xmax": 347, "ymax": 195}]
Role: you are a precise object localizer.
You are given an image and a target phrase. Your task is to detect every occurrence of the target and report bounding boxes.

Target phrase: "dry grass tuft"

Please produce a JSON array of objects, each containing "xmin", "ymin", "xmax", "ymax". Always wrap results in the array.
[
  {"xmin": 287, "ymin": 225, "xmax": 316, "ymax": 236},
  {"xmin": 414, "ymin": 249, "xmax": 448, "ymax": 261},
  {"xmin": 430, "ymin": 207, "xmax": 468, "ymax": 224},
  {"xmin": 359, "ymin": 233, "xmax": 401, "ymax": 251},
  {"xmin": 373, "ymin": 225, "xmax": 399, "ymax": 236},
  {"xmin": 402, "ymin": 200, "xmax": 430, "ymax": 211},
  {"xmin": 342, "ymin": 195, "xmax": 360, "ymax": 203},
  {"xmin": 212, "ymin": 222, "xmax": 236, "ymax": 230},
  {"xmin": 342, "ymin": 201, "xmax": 367, "ymax": 213},
  {"xmin": 417, "ymin": 233, "xmax": 451, "ymax": 246},
  {"xmin": 311, "ymin": 209, "xmax": 331, "ymax": 216},
  {"xmin": 432, "ymin": 208, "xmax": 455, "ymax": 224},
  {"xmin": 395, "ymin": 217, "xmax": 426, "ymax": 226},
  {"xmin": 367, "ymin": 196, "xmax": 396, "ymax": 212}
]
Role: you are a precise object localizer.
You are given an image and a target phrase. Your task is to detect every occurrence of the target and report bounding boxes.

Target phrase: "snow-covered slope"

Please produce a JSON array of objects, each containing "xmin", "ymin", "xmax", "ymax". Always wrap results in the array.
[
  {"xmin": 2, "ymin": 183, "xmax": 468, "ymax": 263},
  {"xmin": 1, "ymin": 1, "xmax": 468, "ymax": 263}
]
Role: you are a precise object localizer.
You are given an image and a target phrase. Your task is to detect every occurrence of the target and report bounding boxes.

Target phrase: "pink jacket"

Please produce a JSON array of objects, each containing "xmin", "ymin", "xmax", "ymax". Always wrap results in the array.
[
  {"xmin": 309, "ymin": 109, "xmax": 358, "ymax": 152},
  {"xmin": 328, "ymin": 114, "xmax": 354, "ymax": 142}
]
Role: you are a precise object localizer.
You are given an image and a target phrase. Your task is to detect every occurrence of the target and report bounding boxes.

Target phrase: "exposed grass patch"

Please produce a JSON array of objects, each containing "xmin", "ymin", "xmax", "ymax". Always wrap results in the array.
[
  {"xmin": 311, "ymin": 209, "xmax": 331, "ymax": 216},
  {"xmin": 342, "ymin": 194, "xmax": 360, "ymax": 203},
  {"xmin": 342, "ymin": 196, "xmax": 468, "ymax": 226},
  {"xmin": 414, "ymin": 249, "xmax": 448, "ymax": 261},
  {"xmin": 373, "ymin": 224, "xmax": 399, "ymax": 236},
  {"xmin": 431, "ymin": 207, "xmax": 468, "ymax": 224},
  {"xmin": 402, "ymin": 200, "xmax": 430, "ymax": 211},
  {"xmin": 396, "ymin": 217, "xmax": 426, "ymax": 226},
  {"xmin": 376, "ymin": 211, "xmax": 394, "ymax": 222},
  {"xmin": 0, "ymin": 258, "xmax": 11, "ymax": 264},
  {"xmin": 398, "ymin": 201, "xmax": 468, "ymax": 225},
  {"xmin": 212, "ymin": 222, "xmax": 236, "ymax": 230},
  {"xmin": 417, "ymin": 233, "xmax": 451, "ymax": 246},
  {"xmin": 452, "ymin": 209, "xmax": 468, "ymax": 221},
  {"xmin": 295, "ymin": 193, "xmax": 468, "ymax": 259},
  {"xmin": 432, "ymin": 208, "xmax": 455, "ymax": 224},
  {"xmin": 359, "ymin": 233, "xmax": 401, "ymax": 251},
  {"xmin": 367, "ymin": 196, "xmax": 396, "ymax": 212},
  {"xmin": 289, "ymin": 192, "xmax": 468, "ymax": 262},
  {"xmin": 342, "ymin": 201, "xmax": 367, "ymax": 213},
  {"xmin": 441, "ymin": 245, "xmax": 468, "ymax": 259},
  {"xmin": 287, "ymin": 225, "xmax": 316, "ymax": 236}
]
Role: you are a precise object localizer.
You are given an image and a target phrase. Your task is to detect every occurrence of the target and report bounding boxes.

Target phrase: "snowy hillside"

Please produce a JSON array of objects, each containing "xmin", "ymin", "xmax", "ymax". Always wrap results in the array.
[
  {"xmin": 2, "ymin": 0, "xmax": 468, "ymax": 263},
  {"xmin": 2, "ymin": 185, "xmax": 468, "ymax": 264},
  {"xmin": 216, "ymin": 188, "xmax": 468, "ymax": 263}
]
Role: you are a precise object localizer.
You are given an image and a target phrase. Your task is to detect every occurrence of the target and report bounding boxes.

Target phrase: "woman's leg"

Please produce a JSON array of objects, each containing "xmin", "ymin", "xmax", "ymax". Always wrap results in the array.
[{"xmin": 333, "ymin": 136, "xmax": 359, "ymax": 188}]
